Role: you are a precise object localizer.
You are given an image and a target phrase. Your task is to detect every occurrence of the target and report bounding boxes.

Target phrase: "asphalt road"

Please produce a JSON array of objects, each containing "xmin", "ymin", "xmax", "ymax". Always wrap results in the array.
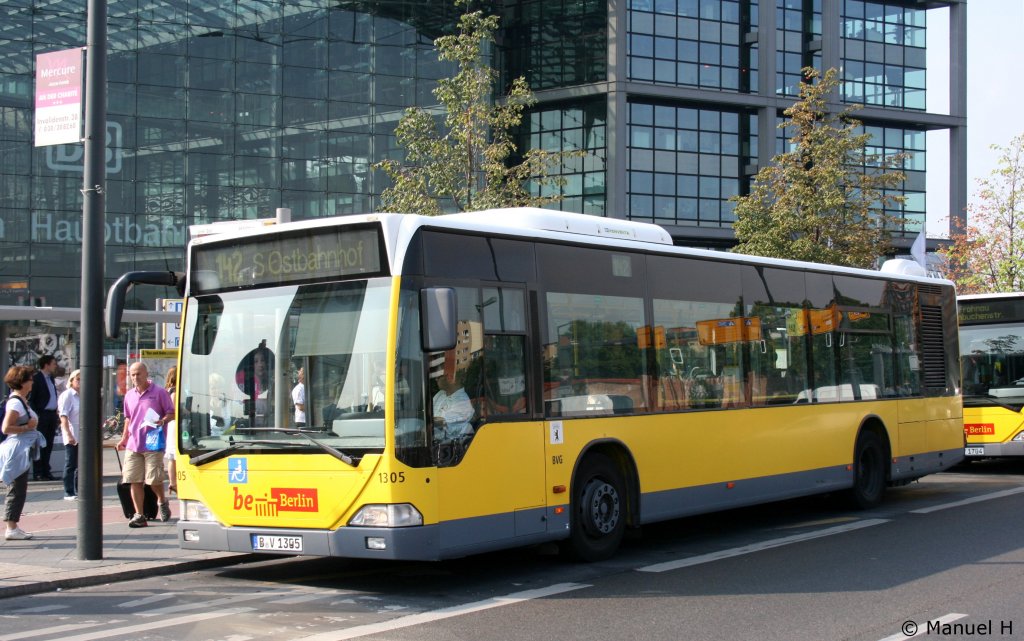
[{"xmin": 10, "ymin": 460, "xmax": 1024, "ymax": 641}]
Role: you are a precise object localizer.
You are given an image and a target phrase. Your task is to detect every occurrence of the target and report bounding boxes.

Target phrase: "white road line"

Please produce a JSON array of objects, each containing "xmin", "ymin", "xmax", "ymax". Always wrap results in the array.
[
  {"xmin": 0, "ymin": 621, "xmax": 120, "ymax": 641},
  {"xmin": 911, "ymin": 487, "xmax": 1024, "ymax": 514},
  {"xmin": 877, "ymin": 612, "xmax": 968, "ymax": 641},
  {"xmin": 268, "ymin": 593, "xmax": 330, "ymax": 605},
  {"xmin": 117, "ymin": 593, "xmax": 177, "ymax": 608},
  {"xmin": 637, "ymin": 518, "xmax": 891, "ymax": 573},
  {"xmin": 137, "ymin": 589, "xmax": 294, "ymax": 617},
  {"xmin": 48, "ymin": 607, "xmax": 256, "ymax": 641},
  {"xmin": 11, "ymin": 604, "xmax": 69, "ymax": 613},
  {"xmin": 293, "ymin": 582, "xmax": 591, "ymax": 641}
]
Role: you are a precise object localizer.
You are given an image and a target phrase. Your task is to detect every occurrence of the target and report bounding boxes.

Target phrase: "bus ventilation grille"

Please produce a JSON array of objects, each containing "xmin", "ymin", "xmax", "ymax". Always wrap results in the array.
[{"xmin": 919, "ymin": 304, "xmax": 947, "ymax": 389}]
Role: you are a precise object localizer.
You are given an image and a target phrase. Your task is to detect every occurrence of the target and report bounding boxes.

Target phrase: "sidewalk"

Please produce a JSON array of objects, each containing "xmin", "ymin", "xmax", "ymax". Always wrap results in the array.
[{"xmin": 0, "ymin": 444, "xmax": 253, "ymax": 599}]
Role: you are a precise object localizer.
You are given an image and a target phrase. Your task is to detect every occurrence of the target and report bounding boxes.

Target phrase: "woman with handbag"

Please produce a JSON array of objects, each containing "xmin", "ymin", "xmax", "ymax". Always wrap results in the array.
[{"xmin": 0, "ymin": 365, "xmax": 43, "ymax": 540}]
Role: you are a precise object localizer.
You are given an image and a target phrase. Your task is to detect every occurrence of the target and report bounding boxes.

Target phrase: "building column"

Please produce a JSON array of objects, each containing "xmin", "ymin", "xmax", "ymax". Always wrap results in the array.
[
  {"xmin": 819, "ymin": 0, "xmax": 841, "ymax": 78},
  {"xmin": 606, "ymin": 0, "xmax": 628, "ymax": 219},
  {"xmin": 948, "ymin": 0, "xmax": 968, "ymax": 234},
  {"xmin": 756, "ymin": 0, "xmax": 777, "ymax": 173}
]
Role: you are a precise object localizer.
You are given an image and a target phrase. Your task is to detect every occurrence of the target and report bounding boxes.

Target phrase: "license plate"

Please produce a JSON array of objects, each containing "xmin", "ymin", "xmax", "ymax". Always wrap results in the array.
[
  {"xmin": 965, "ymin": 447, "xmax": 985, "ymax": 456},
  {"xmin": 251, "ymin": 534, "xmax": 303, "ymax": 552}
]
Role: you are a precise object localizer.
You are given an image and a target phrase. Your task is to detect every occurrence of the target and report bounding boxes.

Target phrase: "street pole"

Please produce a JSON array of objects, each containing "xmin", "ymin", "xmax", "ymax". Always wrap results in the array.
[{"xmin": 78, "ymin": 0, "xmax": 107, "ymax": 560}]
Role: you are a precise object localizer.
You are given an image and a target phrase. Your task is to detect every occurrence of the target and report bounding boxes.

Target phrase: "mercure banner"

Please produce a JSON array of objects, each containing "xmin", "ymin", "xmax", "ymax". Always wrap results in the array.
[{"xmin": 35, "ymin": 48, "xmax": 84, "ymax": 147}]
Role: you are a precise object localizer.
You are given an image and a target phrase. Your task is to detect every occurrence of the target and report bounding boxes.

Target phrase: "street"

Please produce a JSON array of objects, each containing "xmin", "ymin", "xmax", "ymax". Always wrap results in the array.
[{"xmin": 4, "ymin": 460, "xmax": 1024, "ymax": 641}]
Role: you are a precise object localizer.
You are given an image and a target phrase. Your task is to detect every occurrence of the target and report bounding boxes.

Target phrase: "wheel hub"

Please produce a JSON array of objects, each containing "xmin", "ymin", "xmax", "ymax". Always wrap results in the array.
[{"xmin": 585, "ymin": 480, "xmax": 620, "ymax": 535}]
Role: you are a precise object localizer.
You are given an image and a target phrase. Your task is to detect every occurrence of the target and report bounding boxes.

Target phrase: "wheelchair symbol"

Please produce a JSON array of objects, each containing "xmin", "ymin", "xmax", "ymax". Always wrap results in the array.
[{"xmin": 228, "ymin": 457, "xmax": 248, "ymax": 484}]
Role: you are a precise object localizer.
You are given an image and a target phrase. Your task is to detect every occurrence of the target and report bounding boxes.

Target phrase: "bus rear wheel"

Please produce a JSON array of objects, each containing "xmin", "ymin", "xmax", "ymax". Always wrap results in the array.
[
  {"xmin": 567, "ymin": 454, "xmax": 626, "ymax": 562},
  {"xmin": 849, "ymin": 430, "xmax": 886, "ymax": 509}
]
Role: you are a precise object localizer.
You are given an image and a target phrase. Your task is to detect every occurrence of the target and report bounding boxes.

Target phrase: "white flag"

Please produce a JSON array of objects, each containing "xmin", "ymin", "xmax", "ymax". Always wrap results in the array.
[{"xmin": 910, "ymin": 231, "xmax": 927, "ymax": 269}]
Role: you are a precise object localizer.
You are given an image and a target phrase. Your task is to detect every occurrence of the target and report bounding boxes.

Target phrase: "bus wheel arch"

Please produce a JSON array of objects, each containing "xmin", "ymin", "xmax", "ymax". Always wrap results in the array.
[
  {"xmin": 565, "ymin": 441, "xmax": 638, "ymax": 562},
  {"xmin": 848, "ymin": 418, "xmax": 891, "ymax": 509}
]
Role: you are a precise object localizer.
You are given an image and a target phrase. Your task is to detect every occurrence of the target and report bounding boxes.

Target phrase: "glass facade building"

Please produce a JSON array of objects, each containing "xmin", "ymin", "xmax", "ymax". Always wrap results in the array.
[{"xmin": 0, "ymin": 0, "xmax": 966, "ymax": 312}]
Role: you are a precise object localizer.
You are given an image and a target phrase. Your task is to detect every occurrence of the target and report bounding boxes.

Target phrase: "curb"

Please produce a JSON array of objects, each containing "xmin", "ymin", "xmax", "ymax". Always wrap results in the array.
[{"xmin": 0, "ymin": 553, "xmax": 262, "ymax": 600}]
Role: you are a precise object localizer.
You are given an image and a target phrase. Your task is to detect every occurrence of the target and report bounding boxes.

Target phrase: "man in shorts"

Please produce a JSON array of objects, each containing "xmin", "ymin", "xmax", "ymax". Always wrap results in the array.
[{"xmin": 117, "ymin": 362, "xmax": 175, "ymax": 528}]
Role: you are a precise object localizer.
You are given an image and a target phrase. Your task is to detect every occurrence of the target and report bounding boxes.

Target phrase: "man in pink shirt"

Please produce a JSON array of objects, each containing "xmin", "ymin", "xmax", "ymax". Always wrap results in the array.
[{"xmin": 117, "ymin": 362, "xmax": 175, "ymax": 528}]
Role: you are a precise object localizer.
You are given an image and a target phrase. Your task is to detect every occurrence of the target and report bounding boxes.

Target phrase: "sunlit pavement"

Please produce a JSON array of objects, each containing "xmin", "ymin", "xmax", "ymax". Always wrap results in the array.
[{"xmin": 0, "ymin": 445, "xmax": 248, "ymax": 598}]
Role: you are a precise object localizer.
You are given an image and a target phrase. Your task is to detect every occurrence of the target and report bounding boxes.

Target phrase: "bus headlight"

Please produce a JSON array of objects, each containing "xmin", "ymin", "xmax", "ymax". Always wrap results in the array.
[
  {"xmin": 1013, "ymin": 432, "xmax": 1024, "ymax": 442},
  {"xmin": 348, "ymin": 504, "xmax": 423, "ymax": 527},
  {"xmin": 181, "ymin": 500, "xmax": 215, "ymax": 522}
]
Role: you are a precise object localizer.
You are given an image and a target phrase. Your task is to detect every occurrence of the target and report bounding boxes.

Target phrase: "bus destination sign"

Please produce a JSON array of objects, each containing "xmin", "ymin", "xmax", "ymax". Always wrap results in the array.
[
  {"xmin": 959, "ymin": 298, "xmax": 1024, "ymax": 325},
  {"xmin": 191, "ymin": 227, "xmax": 383, "ymax": 294}
]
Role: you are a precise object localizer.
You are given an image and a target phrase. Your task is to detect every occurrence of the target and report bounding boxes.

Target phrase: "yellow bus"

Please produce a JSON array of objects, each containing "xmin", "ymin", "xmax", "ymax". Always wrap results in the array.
[
  {"xmin": 107, "ymin": 209, "xmax": 963, "ymax": 561},
  {"xmin": 959, "ymin": 293, "xmax": 1024, "ymax": 458}
]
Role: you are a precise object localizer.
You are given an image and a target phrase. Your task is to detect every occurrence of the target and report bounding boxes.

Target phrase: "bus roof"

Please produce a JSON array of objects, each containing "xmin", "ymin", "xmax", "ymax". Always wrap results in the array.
[
  {"xmin": 441, "ymin": 208, "xmax": 674, "ymax": 245},
  {"xmin": 188, "ymin": 208, "xmax": 954, "ymax": 288}
]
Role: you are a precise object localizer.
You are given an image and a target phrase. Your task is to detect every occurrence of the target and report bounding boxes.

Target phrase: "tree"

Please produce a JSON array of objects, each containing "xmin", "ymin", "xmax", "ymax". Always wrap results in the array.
[
  {"xmin": 939, "ymin": 133, "xmax": 1024, "ymax": 293},
  {"xmin": 731, "ymin": 67, "xmax": 908, "ymax": 268},
  {"xmin": 373, "ymin": 0, "xmax": 570, "ymax": 215}
]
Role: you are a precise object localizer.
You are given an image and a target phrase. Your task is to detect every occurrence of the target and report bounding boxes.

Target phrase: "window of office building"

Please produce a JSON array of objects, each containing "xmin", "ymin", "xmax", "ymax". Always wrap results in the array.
[
  {"xmin": 776, "ymin": 0, "xmax": 822, "ymax": 97},
  {"xmin": 628, "ymin": 0, "xmax": 759, "ymax": 93},
  {"xmin": 521, "ymin": 100, "xmax": 607, "ymax": 216},
  {"xmin": 841, "ymin": 0, "xmax": 926, "ymax": 110},
  {"xmin": 504, "ymin": 0, "xmax": 607, "ymax": 90},
  {"xmin": 861, "ymin": 123, "xmax": 926, "ymax": 234},
  {"xmin": 627, "ymin": 102, "xmax": 756, "ymax": 226}
]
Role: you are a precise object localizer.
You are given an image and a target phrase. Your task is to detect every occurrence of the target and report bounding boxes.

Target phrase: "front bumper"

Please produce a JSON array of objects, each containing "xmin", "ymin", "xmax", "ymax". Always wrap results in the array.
[
  {"xmin": 177, "ymin": 521, "xmax": 441, "ymax": 560},
  {"xmin": 965, "ymin": 441, "xmax": 1024, "ymax": 458}
]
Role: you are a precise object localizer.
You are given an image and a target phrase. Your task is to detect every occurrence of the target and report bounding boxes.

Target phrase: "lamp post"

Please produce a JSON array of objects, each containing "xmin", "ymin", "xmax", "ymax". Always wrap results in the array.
[{"xmin": 78, "ymin": 0, "xmax": 107, "ymax": 560}]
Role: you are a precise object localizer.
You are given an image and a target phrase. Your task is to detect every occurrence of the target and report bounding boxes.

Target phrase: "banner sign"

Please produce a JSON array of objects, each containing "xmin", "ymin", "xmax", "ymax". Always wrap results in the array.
[{"xmin": 35, "ymin": 48, "xmax": 84, "ymax": 147}]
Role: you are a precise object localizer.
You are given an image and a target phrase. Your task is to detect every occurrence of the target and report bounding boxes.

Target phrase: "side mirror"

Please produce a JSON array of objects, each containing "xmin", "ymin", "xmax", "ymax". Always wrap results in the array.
[
  {"xmin": 421, "ymin": 287, "xmax": 457, "ymax": 352},
  {"xmin": 105, "ymin": 270, "xmax": 185, "ymax": 338}
]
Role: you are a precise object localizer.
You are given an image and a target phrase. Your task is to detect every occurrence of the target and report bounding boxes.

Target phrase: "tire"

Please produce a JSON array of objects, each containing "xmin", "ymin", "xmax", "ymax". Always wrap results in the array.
[
  {"xmin": 848, "ymin": 430, "xmax": 886, "ymax": 509},
  {"xmin": 567, "ymin": 454, "xmax": 626, "ymax": 562}
]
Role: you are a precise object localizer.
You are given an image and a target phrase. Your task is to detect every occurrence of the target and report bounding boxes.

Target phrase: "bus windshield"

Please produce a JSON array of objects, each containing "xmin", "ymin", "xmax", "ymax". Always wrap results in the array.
[
  {"xmin": 960, "ymin": 322, "xmax": 1024, "ymax": 400},
  {"xmin": 177, "ymin": 278, "xmax": 394, "ymax": 457}
]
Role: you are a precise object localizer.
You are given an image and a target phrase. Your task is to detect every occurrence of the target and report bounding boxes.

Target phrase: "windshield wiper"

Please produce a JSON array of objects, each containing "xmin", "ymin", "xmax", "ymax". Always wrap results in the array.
[
  {"xmin": 190, "ymin": 440, "xmax": 249, "ymax": 467},
  {"xmin": 189, "ymin": 430, "xmax": 356, "ymax": 467},
  {"xmin": 232, "ymin": 427, "xmax": 356, "ymax": 466},
  {"xmin": 289, "ymin": 428, "xmax": 356, "ymax": 466}
]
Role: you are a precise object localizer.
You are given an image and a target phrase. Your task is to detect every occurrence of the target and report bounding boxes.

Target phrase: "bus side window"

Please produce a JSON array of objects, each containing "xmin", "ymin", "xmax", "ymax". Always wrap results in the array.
[
  {"xmin": 476, "ymin": 335, "xmax": 527, "ymax": 418},
  {"xmin": 544, "ymin": 291, "xmax": 648, "ymax": 417},
  {"xmin": 475, "ymin": 288, "xmax": 528, "ymax": 420},
  {"xmin": 426, "ymin": 286, "xmax": 481, "ymax": 467}
]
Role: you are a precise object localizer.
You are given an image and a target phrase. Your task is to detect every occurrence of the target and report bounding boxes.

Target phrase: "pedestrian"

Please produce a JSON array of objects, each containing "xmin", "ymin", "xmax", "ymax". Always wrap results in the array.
[
  {"xmin": 57, "ymin": 369, "xmax": 81, "ymax": 500},
  {"xmin": 0, "ymin": 365, "xmax": 43, "ymax": 540},
  {"xmin": 164, "ymin": 366, "xmax": 177, "ymax": 402},
  {"xmin": 54, "ymin": 366, "xmax": 68, "ymax": 395},
  {"xmin": 164, "ymin": 366, "xmax": 177, "ymax": 494},
  {"xmin": 116, "ymin": 362, "xmax": 175, "ymax": 528},
  {"xmin": 291, "ymin": 367, "xmax": 305, "ymax": 427},
  {"xmin": 28, "ymin": 355, "xmax": 59, "ymax": 481}
]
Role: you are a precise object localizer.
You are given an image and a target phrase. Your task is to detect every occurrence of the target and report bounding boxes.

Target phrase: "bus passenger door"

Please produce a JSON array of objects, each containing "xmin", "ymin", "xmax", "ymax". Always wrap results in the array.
[{"xmin": 432, "ymin": 287, "xmax": 547, "ymax": 553}]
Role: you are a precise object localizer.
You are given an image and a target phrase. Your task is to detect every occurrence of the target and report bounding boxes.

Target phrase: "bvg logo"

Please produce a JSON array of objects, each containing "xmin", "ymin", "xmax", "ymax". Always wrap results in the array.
[{"xmin": 233, "ymin": 487, "xmax": 319, "ymax": 516}]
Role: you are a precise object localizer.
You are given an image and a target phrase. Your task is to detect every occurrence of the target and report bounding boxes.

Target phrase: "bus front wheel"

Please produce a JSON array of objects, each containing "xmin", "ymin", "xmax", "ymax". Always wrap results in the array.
[
  {"xmin": 849, "ymin": 430, "xmax": 886, "ymax": 509},
  {"xmin": 567, "ymin": 454, "xmax": 626, "ymax": 562}
]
